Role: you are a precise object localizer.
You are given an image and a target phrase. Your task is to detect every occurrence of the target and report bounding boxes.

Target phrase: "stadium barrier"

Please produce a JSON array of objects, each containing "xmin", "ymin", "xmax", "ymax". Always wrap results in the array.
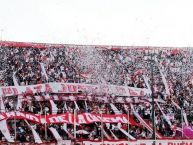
[
  {"xmin": 82, "ymin": 139, "xmax": 193, "ymax": 145},
  {"xmin": 1, "ymin": 140, "xmax": 193, "ymax": 145}
]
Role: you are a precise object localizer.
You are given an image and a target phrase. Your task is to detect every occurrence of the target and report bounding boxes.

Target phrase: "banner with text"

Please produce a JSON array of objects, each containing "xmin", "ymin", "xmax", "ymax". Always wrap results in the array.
[
  {"xmin": 0, "ymin": 111, "xmax": 137, "ymax": 125},
  {"xmin": 0, "ymin": 83, "xmax": 149, "ymax": 97},
  {"xmin": 83, "ymin": 140, "xmax": 193, "ymax": 145}
]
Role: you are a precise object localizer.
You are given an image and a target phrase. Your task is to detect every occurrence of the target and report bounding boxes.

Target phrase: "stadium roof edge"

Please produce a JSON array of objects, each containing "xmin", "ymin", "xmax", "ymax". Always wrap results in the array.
[{"xmin": 0, "ymin": 40, "xmax": 190, "ymax": 50}]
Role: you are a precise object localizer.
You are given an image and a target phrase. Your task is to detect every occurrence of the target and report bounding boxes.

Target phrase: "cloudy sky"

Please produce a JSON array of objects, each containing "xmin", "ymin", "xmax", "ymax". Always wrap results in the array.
[{"xmin": 0, "ymin": 0, "xmax": 193, "ymax": 47}]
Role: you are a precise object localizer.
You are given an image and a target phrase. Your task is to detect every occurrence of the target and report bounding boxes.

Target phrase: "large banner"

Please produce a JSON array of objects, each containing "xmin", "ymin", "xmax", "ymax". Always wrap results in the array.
[
  {"xmin": 0, "ymin": 140, "xmax": 193, "ymax": 145},
  {"xmin": 0, "ymin": 82, "xmax": 149, "ymax": 97},
  {"xmin": 0, "ymin": 111, "xmax": 137, "ymax": 125},
  {"xmin": 83, "ymin": 140, "xmax": 193, "ymax": 145}
]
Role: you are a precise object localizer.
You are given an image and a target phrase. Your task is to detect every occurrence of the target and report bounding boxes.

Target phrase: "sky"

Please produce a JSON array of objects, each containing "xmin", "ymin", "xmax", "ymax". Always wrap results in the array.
[{"xmin": 0, "ymin": 0, "xmax": 193, "ymax": 47}]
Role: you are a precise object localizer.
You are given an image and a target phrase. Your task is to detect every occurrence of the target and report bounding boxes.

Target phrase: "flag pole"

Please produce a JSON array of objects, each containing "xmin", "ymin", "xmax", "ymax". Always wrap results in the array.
[
  {"xmin": 13, "ymin": 101, "xmax": 17, "ymax": 141},
  {"xmin": 181, "ymin": 108, "xmax": 184, "ymax": 138},
  {"xmin": 128, "ymin": 108, "xmax": 130, "ymax": 145},
  {"xmin": 14, "ymin": 109, "xmax": 17, "ymax": 141},
  {"xmin": 150, "ymin": 50, "xmax": 156, "ymax": 143},
  {"xmin": 100, "ymin": 109, "xmax": 104, "ymax": 144},
  {"xmin": 45, "ymin": 108, "xmax": 48, "ymax": 140},
  {"xmin": 74, "ymin": 108, "xmax": 76, "ymax": 139}
]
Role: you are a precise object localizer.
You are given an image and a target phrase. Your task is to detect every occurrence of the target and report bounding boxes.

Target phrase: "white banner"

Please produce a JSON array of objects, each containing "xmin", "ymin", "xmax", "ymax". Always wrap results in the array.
[
  {"xmin": 0, "ymin": 82, "xmax": 148, "ymax": 97},
  {"xmin": 83, "ymin": 140, "xmax": 193, "ymax": 145}
]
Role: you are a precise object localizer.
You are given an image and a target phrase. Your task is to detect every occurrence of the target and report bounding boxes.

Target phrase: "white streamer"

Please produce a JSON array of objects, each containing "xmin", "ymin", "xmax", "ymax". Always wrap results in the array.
[
  {"xmin": 49, "ymin": 127, "xmax": 64, "ymax": 145},
  {"xmin": 183, "ymin": 111, "xmax": 189, "ymax": 126},
  {"xmin": 142, "ymin": 75, "xmax": 151, "ymax": 94},
  {"xmin": 0, "ymin": 120, "xmax": 14, "ymax": 142},
  {"xmin": 117, "ymin": 126, "xmax": 135, "ymax": 140},
  {"xmin": 24, "ymin": 120, "xmax": 42, "ymax": 144},
  {"xmin": 101, "ymin": 128, "xmax": 112, "ymax": 140},
  {"xmin": 158, "ymin": 67, "xmax": 170, "ymax": 95},
  {"xmin": 0, "ymin": 96, "xmax": 5, "ymax": 112},
  {"xmin": 109, "ymin": 130, "xmax": 119, "ymax": 140},
  {"xmin": 130, "ymin": 104, "xmax": 162, "ymax": 138},
  {"xmin": 110, "ymin": 103, "xmax": 121, "ymax": 114},
  {"xmin": 50, "ymin": 100, "xmax": 58, "ymax": 114},
  {"xmin": 74, "ymin": 101, "xmax": 80, "ymax": 110},
  {"xmin": 13, "ymin": 72, "xmax": 23, "ymax": 110},
  {"xmin": 172, "ymin": 100, "xmax": 181, "ymax": 110},
  {"xmin": 40, "ymin": 62, "xmax": 49, "ymax": 81},
  {"xmin": 156, "ymin": 102, "xmax": 172, "ymax": 127}
]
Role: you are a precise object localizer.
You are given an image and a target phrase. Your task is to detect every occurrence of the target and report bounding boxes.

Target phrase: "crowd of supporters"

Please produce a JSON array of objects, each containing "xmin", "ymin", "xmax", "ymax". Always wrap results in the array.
[{"xmin": 0, "ymin": 42, "xmax": 193, "ymax": 143}]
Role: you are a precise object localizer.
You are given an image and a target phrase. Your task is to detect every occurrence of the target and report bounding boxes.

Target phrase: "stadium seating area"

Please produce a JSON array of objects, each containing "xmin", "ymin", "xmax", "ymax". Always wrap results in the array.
[{"xmin": 0, "ymin": 41, "xmax": 193, "ymax": 144}]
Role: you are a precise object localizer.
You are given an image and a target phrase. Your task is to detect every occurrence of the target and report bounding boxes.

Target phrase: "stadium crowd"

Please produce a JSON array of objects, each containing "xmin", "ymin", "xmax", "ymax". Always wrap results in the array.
[{"xmin": 0, "ymin": 43, "xmax": 193, "ymax": 143}]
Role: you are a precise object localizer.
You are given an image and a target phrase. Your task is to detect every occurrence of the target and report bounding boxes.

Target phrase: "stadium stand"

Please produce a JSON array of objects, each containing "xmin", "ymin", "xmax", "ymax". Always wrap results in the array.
[{"xmin": 0, "ymin": 41, "xmax": 193, "ymax": 144}]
